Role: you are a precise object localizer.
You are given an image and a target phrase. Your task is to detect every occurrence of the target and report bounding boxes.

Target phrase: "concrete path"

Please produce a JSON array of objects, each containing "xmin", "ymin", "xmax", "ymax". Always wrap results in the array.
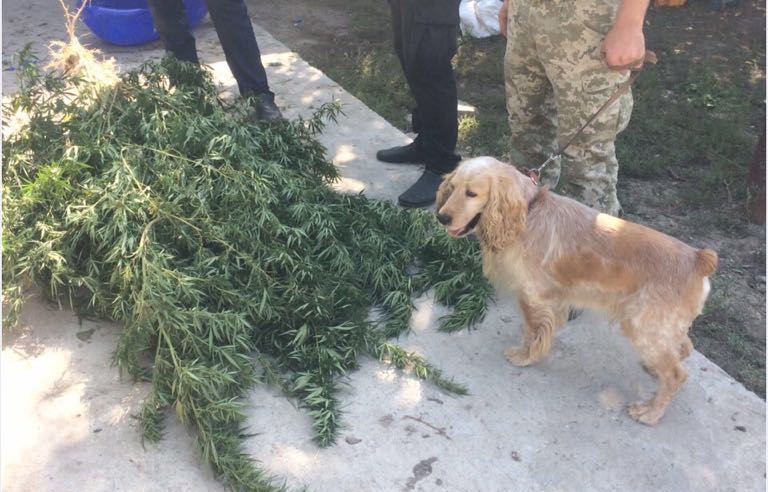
[{"xmin": 2, "ymin": 2, "xmax": 765, "ymax": 491}]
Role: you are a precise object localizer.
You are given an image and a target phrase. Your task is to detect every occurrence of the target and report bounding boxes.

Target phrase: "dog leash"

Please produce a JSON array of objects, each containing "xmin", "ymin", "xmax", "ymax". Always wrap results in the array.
[{"xmin": 520, "ymin": 50, "xmax": 658, "ymax": 185}]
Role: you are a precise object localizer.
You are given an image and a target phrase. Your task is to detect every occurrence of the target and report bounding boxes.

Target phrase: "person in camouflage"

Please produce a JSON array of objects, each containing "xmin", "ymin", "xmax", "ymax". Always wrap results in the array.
[{"xmin": 499, "ymin": 0, "xmax": 650, "ymax": 216}]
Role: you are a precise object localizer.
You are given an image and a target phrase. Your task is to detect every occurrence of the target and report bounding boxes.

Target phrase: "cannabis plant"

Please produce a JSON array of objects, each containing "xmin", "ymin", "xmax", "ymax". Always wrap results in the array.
[{"xmin": 2, "ymin": 52, "xmax": 490, "ymax": 491}]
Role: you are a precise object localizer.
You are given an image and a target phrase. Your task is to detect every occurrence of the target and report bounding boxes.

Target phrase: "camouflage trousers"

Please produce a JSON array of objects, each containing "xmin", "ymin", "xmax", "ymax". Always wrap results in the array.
[{"xmin": 503, "ymin": 0, "xmax": 633, "ymax": 215}]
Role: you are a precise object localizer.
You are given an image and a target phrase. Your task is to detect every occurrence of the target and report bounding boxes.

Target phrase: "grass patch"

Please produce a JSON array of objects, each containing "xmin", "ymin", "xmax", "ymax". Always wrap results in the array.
[
  {"xmin": 457, "ymin": 113, "xmax": 509, "ymax": 157},
  {"xmin": 323, "ymin": 48, "xmax": 413, "ymax": 126},
  {"xmin": 618, "ymin": 52, "xmax": 764, "ymax": 205},
  {"xmin": 454, "ymin": 36, "xmax": 509, "ymax": 156},
  {"xmin": 692, "ymin": 316, "xmax": 765, "ymax": 397},
  {"xmin": 691, "ymin": 272, "xmax": 766, "ymax": 397}
]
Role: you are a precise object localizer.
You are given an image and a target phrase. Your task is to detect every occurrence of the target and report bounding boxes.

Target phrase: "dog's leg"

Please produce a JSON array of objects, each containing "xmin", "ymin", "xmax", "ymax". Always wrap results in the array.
[
  {"xmin": 625, "ymin": 325, "xmax": 689, "ymax": 426},
  {"xmin": 554, "ymin": 305, "xmax": 570, "ymax": 329},
  {"xmin": 623, "ymin": 321, "xmax": 658, "ymax": 377},
  {"xmin": 628, "ymin": 353, "xmax": 688, "ymax": 426},
  {"xmin": 505, "ymin": 298, "xmax": 558, "ymax": 366},
  {"xmin": 678, "ymin": 336, "xmax": 693, "ymax": 359}
]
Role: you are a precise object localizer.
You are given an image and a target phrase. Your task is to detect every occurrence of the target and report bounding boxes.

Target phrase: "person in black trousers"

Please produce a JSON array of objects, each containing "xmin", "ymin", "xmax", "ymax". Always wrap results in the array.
[
  {"xmin": 146, "ymin": 0, "xmax": 282, "ymax": 121},
  {"xmin": 378, "ymin": 0, "xmax": 462, "ymax": 207}
]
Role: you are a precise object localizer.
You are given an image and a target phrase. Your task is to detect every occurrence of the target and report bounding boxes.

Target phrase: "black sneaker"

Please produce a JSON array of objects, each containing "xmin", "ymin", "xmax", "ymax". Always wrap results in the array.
[
  {"xmin": 376, "ymin": 142, "xmax": 425, "ymax": 164},
  {"xmin": 250, "ymin": 93, "xmax": 284, "ymax": 122},
  {"xmin": 398, "ymin": 170, "xmax": 443, "ymax": 208}
]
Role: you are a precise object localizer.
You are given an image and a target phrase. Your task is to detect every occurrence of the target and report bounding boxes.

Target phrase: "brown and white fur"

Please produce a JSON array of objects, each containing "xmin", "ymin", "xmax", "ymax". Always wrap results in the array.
[{"xmin": 436, "ymin": 157, "xmax": 717, "ymax": 426}]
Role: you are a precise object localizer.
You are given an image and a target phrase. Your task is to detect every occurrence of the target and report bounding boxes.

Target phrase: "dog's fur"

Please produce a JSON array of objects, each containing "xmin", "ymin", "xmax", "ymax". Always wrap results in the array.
[{"xmin": 436, "ymin": 157, "xmax": 717, "ymax": 426}]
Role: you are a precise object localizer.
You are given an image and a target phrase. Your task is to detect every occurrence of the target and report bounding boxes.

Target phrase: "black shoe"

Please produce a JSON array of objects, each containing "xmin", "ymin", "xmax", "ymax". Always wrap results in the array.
[
  {"xmin": 398, "ymin": 170, "xmax": 443, "ymax": 208},
  {"xmin": 376, "ymin": 142, "xmax": 425, "ymax": 164},
  {"xmin": 250, "ymin": 93, "xmax": 284, "ymax": 122},
  {"xmin": 567, "ymin": 308, "xmax": 583, "ymax": 321}
]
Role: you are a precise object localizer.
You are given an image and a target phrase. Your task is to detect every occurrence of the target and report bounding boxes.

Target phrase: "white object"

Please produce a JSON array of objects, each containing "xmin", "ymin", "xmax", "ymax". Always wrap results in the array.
[{"xmin": 459, "ymin": 0, "xmax": 503, "ymax": 38}]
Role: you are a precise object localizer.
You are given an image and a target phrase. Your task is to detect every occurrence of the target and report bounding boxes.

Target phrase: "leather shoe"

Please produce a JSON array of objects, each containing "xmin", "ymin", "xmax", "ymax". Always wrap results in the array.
[
  {"xmin": 398, "ymin": 170, "xmax": 443, "ymax": 208},
  {"xmin": 376, "ymin": 142, "xmax": 425, "ymax": 164},
  {"xmin": 250, "ymin": 93, "xmax": 284, "ymax": 122}
]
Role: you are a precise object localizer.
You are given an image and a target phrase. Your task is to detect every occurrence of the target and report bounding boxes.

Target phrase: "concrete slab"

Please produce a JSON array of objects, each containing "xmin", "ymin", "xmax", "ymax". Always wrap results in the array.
[
  {"xmin": 249, "ymin": 294, "xmax": 765, "ymax": 492},
  {"xmin": 2, "ymin": 295, "xmax": 221, "ymax": 492},
  {"xmin": 2, "ymin": 2, "xmax": 765, "ymax": 492}
]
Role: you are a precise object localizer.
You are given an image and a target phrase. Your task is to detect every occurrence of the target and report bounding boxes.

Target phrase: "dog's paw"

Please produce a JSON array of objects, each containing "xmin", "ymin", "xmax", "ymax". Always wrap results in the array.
[
  {"xmin": 504, "ymin": 346, "xmax": 533, "ymax": 367},
  {"xmin": 627, "ymin": 401, "xmax": 663, "ymax": 426}
]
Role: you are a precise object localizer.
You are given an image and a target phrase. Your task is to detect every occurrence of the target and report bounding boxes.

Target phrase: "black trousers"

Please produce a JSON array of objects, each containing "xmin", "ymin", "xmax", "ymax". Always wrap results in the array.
[
  {"xmin": 389, "ymin": 0, "xmax": 461, "ymax": 174},
  {"xmin": 146, "ymin": 0, "xmax": 272, "ymax": 97}
]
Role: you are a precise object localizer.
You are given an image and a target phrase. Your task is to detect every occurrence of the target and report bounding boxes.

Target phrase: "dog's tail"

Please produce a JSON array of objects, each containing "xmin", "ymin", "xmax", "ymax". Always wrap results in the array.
[{"xmin": 695, "ymin": 249, "xmax": 718, "ymax": 276}]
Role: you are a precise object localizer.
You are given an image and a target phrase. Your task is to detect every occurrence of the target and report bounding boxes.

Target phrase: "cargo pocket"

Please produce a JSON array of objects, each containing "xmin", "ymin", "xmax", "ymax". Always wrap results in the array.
[
  {"xmin": 579, "ymin": 0, "xmax": 618, "ymax": 37},
  {"xmin": 577, "ymin": 0, "xmax": 619, "ymax": 64},
  {"xmin": 580, "ymin": 68, "xmax": 631, "ymax": 138},
  {"xmin": 581, "ymin": 67, "xmax": 628, "ymax": 95}
]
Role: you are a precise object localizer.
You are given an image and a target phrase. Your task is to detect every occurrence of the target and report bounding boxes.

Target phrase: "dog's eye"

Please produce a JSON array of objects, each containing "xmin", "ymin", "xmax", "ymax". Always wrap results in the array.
[{"xmin": 466, "ymin": 190, "xmax": 477, "ymax": 198}]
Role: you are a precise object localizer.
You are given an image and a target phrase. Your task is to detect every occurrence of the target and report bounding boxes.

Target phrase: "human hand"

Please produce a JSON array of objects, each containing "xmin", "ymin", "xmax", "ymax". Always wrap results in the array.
[
  {"xmin": 602, "ymin": 23, "xmax": 646, "ymax": 70},
  {"xmin": 499, "ymin": 0, "xmax": 510, "ymax": 38}
]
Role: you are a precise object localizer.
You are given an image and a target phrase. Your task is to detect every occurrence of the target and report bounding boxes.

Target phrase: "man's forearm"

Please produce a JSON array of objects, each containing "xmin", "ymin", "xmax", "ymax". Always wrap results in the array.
[
  {"xmin": 614, "ymin": 0, "xmax": 651, "ymax": 29},
  {"xmin": 603, "ymin": 0, "xmax": 649, "ymax": 69},
  {"xmin": 499, "ymin": 0, "xmax": 510, "ymax": 38}
]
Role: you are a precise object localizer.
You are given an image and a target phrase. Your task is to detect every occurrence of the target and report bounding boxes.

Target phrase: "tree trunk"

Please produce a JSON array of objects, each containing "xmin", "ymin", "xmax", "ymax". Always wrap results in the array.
[{"xmin": 747, "ymin": 123, "xmax": 765, "ymax": 225}]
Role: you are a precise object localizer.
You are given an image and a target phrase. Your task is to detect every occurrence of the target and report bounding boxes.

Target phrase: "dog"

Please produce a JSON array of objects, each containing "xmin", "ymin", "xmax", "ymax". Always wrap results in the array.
[{"xmin": 435, "ymin": 157, "xmax": 717, "ymax": 426}]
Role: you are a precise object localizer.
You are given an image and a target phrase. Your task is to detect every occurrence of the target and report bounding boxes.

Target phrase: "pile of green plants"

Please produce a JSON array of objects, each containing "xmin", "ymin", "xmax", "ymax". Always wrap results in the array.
[{"xmin": 2, "ymin": 50, "xmax": 490, "ymax": 490}]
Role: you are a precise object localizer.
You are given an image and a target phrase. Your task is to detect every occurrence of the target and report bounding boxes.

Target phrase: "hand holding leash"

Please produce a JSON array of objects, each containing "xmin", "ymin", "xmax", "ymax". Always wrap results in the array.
[
  {"xmin": 521, "ymin": 51, "xmax": 657, "ymax": 185},
  {"xmin": 606, "ymin": 50, "xmax": 658, "ymax": 71}
]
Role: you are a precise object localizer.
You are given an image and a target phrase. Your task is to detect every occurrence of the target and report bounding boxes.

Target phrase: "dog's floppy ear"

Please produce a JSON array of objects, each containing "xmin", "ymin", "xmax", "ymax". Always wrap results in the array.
[
  {"xmin": 435, "ymin": 171, "xmax": 456, "ymax": 210},
  {"xmin": 478, "ymin": 173, "xmax": 527, "ymax": 251}
]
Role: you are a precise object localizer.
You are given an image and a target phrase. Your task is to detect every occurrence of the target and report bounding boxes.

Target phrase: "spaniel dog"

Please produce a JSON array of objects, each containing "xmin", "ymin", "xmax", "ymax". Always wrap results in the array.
[{"xmin": 436, "ymin": 157, "xmax": 717, "ymax": 426}]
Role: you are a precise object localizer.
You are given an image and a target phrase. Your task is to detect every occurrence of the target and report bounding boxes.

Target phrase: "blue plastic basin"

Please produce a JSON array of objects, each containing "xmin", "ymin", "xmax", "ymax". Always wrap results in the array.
[{"xmin": 79, "ymin": 0, "xmax": 208, "ymax": 46}]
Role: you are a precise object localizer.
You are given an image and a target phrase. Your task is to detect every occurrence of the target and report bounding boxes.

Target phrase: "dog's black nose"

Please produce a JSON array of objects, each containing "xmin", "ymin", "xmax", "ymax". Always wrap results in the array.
[{"xmin": 436, "ymin": 213, "xmax": 452, "ymax": 226}]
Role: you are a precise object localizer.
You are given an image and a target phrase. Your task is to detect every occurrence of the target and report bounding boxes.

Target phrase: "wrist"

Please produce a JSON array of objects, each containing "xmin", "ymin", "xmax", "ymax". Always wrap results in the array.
[
  {"xmin": 614, "ymin": 0, "xmax": 649, "ymax": 31},
  {"xmin": 611, "ymin": 17, "xmax": 644, "ymax": 33}
]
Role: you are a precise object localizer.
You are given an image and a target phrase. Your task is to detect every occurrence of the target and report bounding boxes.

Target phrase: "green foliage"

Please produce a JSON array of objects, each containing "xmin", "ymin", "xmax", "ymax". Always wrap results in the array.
[
  {"xmin": 616, "ymin": 62, "xmax": 762, "ymax": 203},
  {"xmin": 2, "ymin": 54, "xmax": 490, "ymax": 490}
]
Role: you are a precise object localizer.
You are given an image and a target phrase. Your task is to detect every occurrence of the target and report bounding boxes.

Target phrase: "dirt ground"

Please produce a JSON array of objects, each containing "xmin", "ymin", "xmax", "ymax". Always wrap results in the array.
[{"xmin": 245, "ymin": 0, "xmax": 766, "ymax": 396}]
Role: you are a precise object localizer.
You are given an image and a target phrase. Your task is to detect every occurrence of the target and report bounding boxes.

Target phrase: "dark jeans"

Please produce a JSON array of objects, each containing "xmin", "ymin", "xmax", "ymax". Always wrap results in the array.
[
  {"xmin": 146, "ymin": 0, "xmax": 272, "ymax": 97},
  {"xmin": 389, "ymin": 0, "xmax": 461, "ymax": 174}
]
